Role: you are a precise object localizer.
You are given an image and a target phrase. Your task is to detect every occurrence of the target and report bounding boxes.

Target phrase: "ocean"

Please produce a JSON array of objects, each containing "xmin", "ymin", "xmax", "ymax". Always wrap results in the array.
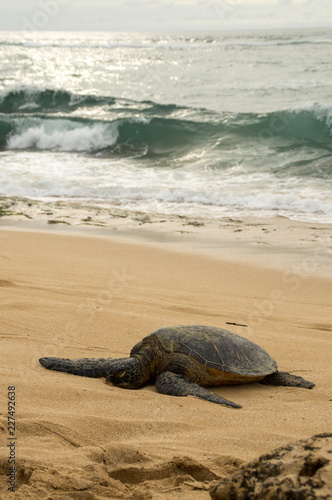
[{"xmin": 1, "ymin": 28, "xmax": 332, "ymax": 223}]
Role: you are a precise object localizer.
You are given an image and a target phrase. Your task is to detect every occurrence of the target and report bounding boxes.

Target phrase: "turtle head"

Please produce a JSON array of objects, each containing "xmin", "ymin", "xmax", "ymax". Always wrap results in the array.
[{"xmin": 106, "ymin": 357, "xmax": 143, "ymax": 389}]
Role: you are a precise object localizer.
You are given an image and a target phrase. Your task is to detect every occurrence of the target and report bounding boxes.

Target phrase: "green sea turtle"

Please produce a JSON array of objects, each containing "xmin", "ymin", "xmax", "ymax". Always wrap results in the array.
[{"xmin": 39, "ymin": 325, "xmax": 314, "ymax": 408}]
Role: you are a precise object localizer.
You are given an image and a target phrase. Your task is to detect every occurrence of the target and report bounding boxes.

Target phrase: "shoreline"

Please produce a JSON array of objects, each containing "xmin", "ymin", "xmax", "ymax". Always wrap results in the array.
[
  {"xmin": 0, "ymin": 203, "xmax": 331, "ymax": 498},
  {"xmin": 1, "ymin": 194, "xmax": 332, "ymax": 277}
]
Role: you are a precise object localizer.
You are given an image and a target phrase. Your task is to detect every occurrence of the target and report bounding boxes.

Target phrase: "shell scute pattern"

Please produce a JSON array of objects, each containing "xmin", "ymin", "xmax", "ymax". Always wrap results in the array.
[{"xmin": 152, "ymin": 325, "xmax": 277, "ymax": 377}]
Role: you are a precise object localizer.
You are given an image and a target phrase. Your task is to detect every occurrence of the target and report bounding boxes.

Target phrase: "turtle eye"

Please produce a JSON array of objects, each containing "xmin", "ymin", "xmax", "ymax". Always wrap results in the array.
[{"xmin": 118, "ymin": 371, "xmax": 126, "ymax": 378}]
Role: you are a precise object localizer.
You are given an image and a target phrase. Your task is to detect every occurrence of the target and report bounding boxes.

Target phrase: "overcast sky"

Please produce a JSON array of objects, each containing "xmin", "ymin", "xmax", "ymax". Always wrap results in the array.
[{"xmin": 1, "ymin": 0, "xmax": 332, "ymax": 32}]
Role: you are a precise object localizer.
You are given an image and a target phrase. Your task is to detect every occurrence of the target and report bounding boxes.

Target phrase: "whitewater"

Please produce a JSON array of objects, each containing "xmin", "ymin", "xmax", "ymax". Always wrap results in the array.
[{"xmin": 1, "ymin": 28, "xmax": 332, "ymax": 222}]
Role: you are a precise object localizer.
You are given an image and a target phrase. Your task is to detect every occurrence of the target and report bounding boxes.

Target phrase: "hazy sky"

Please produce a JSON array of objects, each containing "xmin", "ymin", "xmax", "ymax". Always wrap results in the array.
[{"xmin": 1, "ymin": 0, "xmax": 332, "ymax": 32}]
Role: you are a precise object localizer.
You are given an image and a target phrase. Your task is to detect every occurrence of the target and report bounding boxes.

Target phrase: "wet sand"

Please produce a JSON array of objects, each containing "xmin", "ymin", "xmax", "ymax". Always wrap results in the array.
[{"xmin": 0, "ymin": 204, "xmax": 331, "ymax": 498}]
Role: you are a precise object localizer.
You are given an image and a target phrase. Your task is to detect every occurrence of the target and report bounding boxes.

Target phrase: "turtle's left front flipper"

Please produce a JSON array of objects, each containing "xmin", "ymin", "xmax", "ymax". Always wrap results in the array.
[
  {"xmin": 260, "ymin": 371, "xmax": 315, "ymax": 389},
  {"xmin": 155, "ymin": 371, "xmax": 242, "ymax": 408}
]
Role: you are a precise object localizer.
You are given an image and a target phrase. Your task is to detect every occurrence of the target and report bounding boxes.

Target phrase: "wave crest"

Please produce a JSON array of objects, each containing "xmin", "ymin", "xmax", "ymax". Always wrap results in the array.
[
  {"xmin": 1, "ymin": 88, "xmax": 331, "ymax": 172},
  {"xmin": 0, "ymin": 87, "xmax": 114, "ymax": 114}
]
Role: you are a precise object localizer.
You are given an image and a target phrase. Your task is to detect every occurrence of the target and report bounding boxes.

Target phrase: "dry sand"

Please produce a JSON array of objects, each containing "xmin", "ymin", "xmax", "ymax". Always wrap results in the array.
[{"xmin": 0, "ymin": 209, "xmax": 331, "ymax": 499}]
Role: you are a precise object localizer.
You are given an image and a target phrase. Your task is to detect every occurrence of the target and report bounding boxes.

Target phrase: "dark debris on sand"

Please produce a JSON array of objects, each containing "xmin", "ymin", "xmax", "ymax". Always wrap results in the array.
[{"xmin": 210, "ymin": 433, "xmax": 332, "ymax": 500}]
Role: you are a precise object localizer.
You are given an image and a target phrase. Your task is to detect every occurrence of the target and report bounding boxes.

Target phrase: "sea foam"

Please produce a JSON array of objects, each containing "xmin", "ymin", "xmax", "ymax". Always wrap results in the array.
[{"xmin": 7, "ymin": 121, "xmax": 118, "ymax": 153}]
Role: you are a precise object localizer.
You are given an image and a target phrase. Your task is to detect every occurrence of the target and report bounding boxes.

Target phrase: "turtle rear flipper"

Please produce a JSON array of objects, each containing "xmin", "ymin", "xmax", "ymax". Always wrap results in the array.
[
  {"xmin": 39, "ymin": 357, "xmax": 113, "ymax": 378},
  {"xmin": 155, "ymin": 371, "xmax": 242, "ymax": 408},
  {"xmin": 260, "ymin": 371, "xmax": 315, "ymax": 389}
]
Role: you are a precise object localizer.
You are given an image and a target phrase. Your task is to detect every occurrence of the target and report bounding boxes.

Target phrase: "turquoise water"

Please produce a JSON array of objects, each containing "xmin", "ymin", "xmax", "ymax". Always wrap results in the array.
[{"xmin": 0, "ymin": 29, "xmax": 332, "ymax": 221}]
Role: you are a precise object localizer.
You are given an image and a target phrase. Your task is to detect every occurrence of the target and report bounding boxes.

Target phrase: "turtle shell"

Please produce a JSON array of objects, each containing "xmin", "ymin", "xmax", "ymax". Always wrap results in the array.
[{"xmin": 151, "ymin": 325, "xmax": 277, "ymax": 378}]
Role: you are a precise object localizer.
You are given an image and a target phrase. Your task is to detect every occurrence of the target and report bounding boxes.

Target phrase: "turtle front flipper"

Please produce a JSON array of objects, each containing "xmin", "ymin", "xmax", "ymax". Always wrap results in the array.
[
  {"xmin": 39, "ymin": 357, "xmax": 113, "ymax": 378},
  {"xmin": 155, "ymin": 372, "xmax": 242, "ymax": 408},
  {"xmin": 260, "ymin": 371, "xmax": 315, "ymax": 389}
]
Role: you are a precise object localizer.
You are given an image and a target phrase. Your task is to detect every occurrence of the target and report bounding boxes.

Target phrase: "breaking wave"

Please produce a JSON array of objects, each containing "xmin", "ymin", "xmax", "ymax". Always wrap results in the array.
[{"xmin": 1, "ymin": 88, "xmax": 332, "ymax": 173}]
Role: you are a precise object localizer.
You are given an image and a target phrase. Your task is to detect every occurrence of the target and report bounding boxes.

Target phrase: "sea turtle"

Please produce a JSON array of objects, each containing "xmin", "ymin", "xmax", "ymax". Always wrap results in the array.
[{"xmin": 39, "ymin": 325, "xmax": 314, "ymax": 408}]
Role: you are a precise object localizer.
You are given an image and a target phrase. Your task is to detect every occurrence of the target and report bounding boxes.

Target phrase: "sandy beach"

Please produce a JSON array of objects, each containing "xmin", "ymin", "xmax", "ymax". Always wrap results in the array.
[{"xmin": 0, "ymin": 204, "xmax": 331, "ymax": 499}]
